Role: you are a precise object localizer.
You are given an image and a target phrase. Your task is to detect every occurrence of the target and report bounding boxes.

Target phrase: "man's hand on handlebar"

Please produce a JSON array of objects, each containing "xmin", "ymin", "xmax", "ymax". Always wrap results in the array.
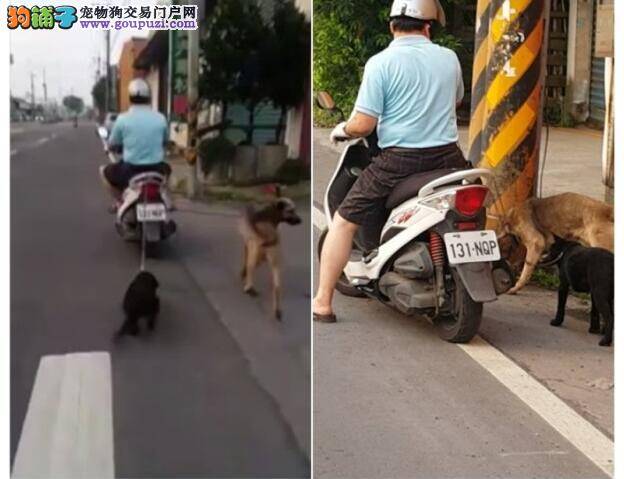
[
  {"xmin": 329, "ymin": 112, "xmax": 378, "ymax": 145},
  {"xmin": 108, "ymin": 143, "xmax": 123, "ymax": 154},
  {"xmin": 329, "ymin": 121, "xmax": 352, "ymax": 144}
]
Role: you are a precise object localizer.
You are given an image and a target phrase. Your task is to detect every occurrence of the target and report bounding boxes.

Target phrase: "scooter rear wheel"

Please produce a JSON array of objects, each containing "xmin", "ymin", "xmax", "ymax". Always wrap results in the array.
[
  {"xmin": 433, "ymin": 269, "xmax": 482, "ymax": 343},
  {"xmin": 317, "ymin": 229, "xmax": 366, "ymax": 298}
]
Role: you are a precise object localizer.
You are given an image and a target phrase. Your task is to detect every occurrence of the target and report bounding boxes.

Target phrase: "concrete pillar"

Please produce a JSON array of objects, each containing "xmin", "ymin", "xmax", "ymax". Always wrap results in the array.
[
  {"xmin": 468, "ymin": 0, "xmax": 548, "ymax": 221},
  {"xmin": 565, "ymin": 0, "xmax": 594, "ymax": 123},
  {"xmin": 602, "ymin": 57, "xmax": 614, "ymax": 204}
]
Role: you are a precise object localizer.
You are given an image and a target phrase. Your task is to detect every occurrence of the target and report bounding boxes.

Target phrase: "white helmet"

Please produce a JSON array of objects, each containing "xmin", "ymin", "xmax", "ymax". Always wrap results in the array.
[
  {"xmin": 390, "ymin": 0, "xmax": 446, "ymax": 27},
  {"xmin": 128, "ymin": 78, "xmax": 151, "ymax": 102}
]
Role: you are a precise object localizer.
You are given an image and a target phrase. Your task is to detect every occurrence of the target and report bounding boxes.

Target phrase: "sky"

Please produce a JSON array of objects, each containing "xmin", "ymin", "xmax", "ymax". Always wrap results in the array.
[{"xmin": 9, "ymin": 1, "xmax": 158, "ymax": 107}]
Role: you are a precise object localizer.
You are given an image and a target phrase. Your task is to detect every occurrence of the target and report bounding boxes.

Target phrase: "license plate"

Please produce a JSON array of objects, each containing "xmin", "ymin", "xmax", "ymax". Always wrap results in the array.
[
  {"xmin": 137, "ymin": 203, "xmax": 166, "ymax": 222},
  {"xmin": 444, "ymin": 230, "xmax": 500, "ymax": 265}
]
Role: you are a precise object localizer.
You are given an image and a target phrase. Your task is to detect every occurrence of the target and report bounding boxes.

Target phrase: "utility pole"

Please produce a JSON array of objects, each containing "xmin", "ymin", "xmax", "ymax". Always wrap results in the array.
[
  {"xmin": 467, "ymin": 0, "xmax": 549, "ymax": 224},
  {"xmin": 30, "ymin": 72, "xmax": 35, "ymax": 116},
  {"xmin": 185, "ymin": 0, "xmax": 204, "ymax": 199},
  {"xmin": 105, "ymin": 30, "xmax": 111, "ymax": 113},
  {"xmin": 42, "ymin": 68, "xmax": 47, "ymax": 104}
]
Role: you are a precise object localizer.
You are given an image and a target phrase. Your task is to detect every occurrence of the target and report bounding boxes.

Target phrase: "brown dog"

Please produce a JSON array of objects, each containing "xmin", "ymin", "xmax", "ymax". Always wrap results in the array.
[
  {"xmin": 498, "ymin": 192, "xmax": 614, "ymax": 294},
  {"xmin": 239, "ymin": 194, "xmax": 302, "ymax": 320}
]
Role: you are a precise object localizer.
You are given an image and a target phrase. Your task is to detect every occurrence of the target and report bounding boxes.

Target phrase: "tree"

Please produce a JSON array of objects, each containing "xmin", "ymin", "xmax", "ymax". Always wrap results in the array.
[
  {"xmin": 314, "ymin": 0, "xmax": 464, "ymax": 123},
  {"xmin": 199, "ymin": 0, "xmax": 271, "ymax": 144},
  {"xmin": 91, "ymin": 78, "xmax": 106, "ymax": 110},
  {"xmin": 264, "ymin": 0, "xmax": 311, "ymax": 143},
  {"xmin": 63, "ymin": 95, "xmax": 84, "ymax": 116},
  {"xmin": 91, "ymin": 76, "xmax": 107, "ymax": 115}
]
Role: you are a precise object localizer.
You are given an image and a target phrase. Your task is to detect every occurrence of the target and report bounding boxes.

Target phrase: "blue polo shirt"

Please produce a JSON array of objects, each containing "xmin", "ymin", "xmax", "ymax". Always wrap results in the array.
[
  {"xmin": 354, "ymin": 35, "xmax": 464, "ymax": 149},
  {"xmin": 108, "ymin": 105, "xmax": 168, "ymax": 165}
]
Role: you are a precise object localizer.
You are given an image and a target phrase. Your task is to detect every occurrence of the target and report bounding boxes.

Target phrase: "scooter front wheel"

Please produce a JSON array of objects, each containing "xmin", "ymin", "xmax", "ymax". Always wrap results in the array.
[
  {"xmin": 433, "ymin": 269, "xmax": 483, "ymax": 343},
  {"xmin": 317, "ymin": 229, "xmax": 366, "ymax": 298}
]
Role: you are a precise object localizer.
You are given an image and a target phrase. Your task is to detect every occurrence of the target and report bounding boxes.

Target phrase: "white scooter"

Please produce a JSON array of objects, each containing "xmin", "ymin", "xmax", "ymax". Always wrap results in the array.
[
  {"xmin": 97, "ymin": 126, "xmax": 176, "ymax": 254},
  {"xmin": 317, "ymin": 92, "xmax": 507, "ymax": 343}
]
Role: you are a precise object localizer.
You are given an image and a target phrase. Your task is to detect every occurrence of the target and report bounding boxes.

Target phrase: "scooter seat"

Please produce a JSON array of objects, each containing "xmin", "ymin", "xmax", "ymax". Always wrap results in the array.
[{"xmin": 385, "ymin": 168, "xmax": 463, "ymax": 209}]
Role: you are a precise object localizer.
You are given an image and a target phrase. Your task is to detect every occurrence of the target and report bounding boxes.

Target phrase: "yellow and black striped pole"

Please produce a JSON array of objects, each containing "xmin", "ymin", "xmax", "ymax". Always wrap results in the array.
[{"xmin": 468, "ymin": 0, "xmax": 547, "ymax": 223}]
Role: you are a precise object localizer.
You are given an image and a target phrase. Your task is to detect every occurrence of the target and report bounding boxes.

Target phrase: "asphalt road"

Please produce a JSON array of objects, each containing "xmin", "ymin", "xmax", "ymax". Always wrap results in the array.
[
  {"xmin": 11, "ymin": 121, "xmax": 310, "ymax": 477},
  {"xmin": 312, "ymin": 129, "xmax": 612, "ymax": 479}
]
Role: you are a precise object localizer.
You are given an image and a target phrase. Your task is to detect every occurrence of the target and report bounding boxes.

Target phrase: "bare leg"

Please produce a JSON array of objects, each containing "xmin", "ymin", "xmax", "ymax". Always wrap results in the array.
[
  {"xmin": 313, "ymin": 213, "xmax": 359, "ymax": 316},
  {"xmin": 99, "ymin": 165, "xmax": 122, "ymax": 201}
]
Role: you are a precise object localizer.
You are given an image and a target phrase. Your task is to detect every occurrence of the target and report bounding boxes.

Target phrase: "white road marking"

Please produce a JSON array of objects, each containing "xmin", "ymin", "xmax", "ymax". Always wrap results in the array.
[
  {"xmin": 13, "ymin": 352, "xmax": 115, "ymax": 479},
  {"xmin": 499, "ymin": 450, "xmax": 569, "ymax": 457},
  {"xmin": 459, "ymin": 337, "xmax": 613, "ymax": 477},
  {"xmin": 311, "ymin": 206, "xmax": 613, "ymax": 477},
  {"xmin": 11, "ymin": 133, "xmax": 58, "ymax": 158},
  {"xmin": 34, "ymin": 134, "xmax": 56, "ymax": 147}
]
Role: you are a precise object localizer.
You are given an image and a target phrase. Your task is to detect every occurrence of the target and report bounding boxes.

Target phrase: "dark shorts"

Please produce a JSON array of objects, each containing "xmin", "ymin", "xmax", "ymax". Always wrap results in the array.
[
  {"xmin": 103, "ymin": 162, "xmax": 172, "ymax": 190},
  {"xmin": 338, "ymin": 143, "xmax": 468, "ymax": 226}
]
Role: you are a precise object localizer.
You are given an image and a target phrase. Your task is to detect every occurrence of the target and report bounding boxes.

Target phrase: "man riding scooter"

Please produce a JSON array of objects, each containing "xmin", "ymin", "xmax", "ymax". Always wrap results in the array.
[
  {"xmin": 99, "ymin": 78, "xmax": 171, "ymax": 211},
  {"xmin": 313, "ymin": 0, "xmax": 467, "ymax": 323}
]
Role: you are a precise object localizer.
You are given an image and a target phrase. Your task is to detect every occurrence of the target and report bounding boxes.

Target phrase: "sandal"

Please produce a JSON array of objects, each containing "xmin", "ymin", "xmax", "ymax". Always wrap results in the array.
[{"xmin": 313, "ymin": 312, "xmax": 337, "ymax": 323}]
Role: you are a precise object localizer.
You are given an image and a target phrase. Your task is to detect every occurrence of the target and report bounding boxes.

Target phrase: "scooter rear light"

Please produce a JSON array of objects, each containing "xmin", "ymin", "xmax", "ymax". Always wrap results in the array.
[
  {"xmin": 454, "ymin": 221, "xmax": 478, "ymax": 231},
  {"xmin": 454, "ymin": 186, "xmax": 488, "ymax": 217},
  {"xmin": 142, "ymin": 183, "xmax": 161, "ymax": 202}
]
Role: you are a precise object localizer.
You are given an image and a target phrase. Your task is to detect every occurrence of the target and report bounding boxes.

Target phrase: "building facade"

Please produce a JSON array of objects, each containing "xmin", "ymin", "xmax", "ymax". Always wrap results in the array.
[{"xmin": 117, "ymin": 38, "xmax": 148, "ymax": 113}]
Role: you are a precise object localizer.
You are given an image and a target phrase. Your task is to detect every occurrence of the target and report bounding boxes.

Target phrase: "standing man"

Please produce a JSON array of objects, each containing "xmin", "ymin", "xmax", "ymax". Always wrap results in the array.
[{"xmin": 313, "ymin": 0, "xmax": 466, "ymax": 323}]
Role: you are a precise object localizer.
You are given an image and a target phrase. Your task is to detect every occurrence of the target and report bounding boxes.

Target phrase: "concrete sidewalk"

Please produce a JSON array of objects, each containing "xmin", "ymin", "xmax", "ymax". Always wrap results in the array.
[
  {"xmin": 167, "ymin": 157, "xmax": 310, "ymax": 203},
  {"xmin": 315, "ymin": 126, "xmax": 607, "ymax": 202},
  {"xmin": 168, "ymin": 195, "xmax": 312, "ymax": 459}
]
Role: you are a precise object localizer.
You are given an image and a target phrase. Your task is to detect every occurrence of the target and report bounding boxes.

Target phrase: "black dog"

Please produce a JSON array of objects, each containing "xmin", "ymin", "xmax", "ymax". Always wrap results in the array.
[
  {"xmin": 549, "ymin": 239, "xmax": 614, "ymax": 346},
  {"xmin": 115, "ymin": 271, "xmax": 160, "ymax": 339}
]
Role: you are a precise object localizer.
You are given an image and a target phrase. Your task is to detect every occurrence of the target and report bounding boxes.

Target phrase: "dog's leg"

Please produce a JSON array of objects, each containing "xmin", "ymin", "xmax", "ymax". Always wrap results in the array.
[
  {"xmin": 588, "ymin": 293, "xmax": 601, "ymax": 334},
  {"xmin": 241, "ymin": 242, "xmax": 249, "ymax": 280},
  {"xmin": 243, "ymin": 242, "xmax": 261, "ymax": 297},
  {"xmin": 508, "ymin": 238, "xmax": 545, "ymax": 294},
  {"xmin": 593, "ymin": 288, "xmax": 613, "ymax": 346},
  {"xmin": 115, "ymin": 315, "xmax": 139, "ymax": 339},
  {"xmin": 148, "ymin": 298, "xmax": 160, "ymax": 331},
  {"xmin": 550, "ymin": 277, "xmax": 569, "ymax": 327},
  {"xmin": 266, "ymin": 247, "xmax": 282, "ymax": 321}
]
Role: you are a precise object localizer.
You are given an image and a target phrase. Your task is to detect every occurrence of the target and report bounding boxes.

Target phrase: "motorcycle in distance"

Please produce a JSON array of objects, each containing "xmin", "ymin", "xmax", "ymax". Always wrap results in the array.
[
  {"xmin": 97, "ymin": 126, "xmax": 176, "ymax": 256},
  {"xmin": 316, "ymin": 92, "xmax": 511, "ymax": 343}
]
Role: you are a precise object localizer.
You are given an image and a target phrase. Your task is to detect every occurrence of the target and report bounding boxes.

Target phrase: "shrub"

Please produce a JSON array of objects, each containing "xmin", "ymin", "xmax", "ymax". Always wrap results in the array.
[
  {"xmin": 198, "ymin": 135, "xmax": 236, "ymax": 175},
  {"xmin": 313, "ymin": 0, "xmax": 464, "ymax": 122}
]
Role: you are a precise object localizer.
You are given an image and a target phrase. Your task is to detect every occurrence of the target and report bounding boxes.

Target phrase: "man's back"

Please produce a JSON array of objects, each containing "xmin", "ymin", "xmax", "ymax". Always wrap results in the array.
[
  {"xmin": 110, "ymin": 106, "xmax": 168, "ymax": 166},
  {"xmin": 355, "ymin": 35, "xmax": 463, "ymax": 149}
]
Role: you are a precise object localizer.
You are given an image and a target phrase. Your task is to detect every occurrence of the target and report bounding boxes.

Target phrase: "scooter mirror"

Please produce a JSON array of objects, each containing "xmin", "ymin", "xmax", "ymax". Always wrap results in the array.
[
  {"xmin": 316, "ymin": 91, "xmax": 336, "ymax": 110},
  {"xmin": 97, "ymin": 126, "xmax": 108, "ymax": 140}
]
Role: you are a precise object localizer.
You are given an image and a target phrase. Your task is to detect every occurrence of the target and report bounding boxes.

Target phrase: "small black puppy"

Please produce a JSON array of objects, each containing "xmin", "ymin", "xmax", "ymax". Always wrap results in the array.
[
  {"xmin": 115, "ymin": 271, "xmax": 160, "ymax": 339},
  {"xmin": 549, "ymin": 238, "xmax": 614, "ymax": 346}
]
